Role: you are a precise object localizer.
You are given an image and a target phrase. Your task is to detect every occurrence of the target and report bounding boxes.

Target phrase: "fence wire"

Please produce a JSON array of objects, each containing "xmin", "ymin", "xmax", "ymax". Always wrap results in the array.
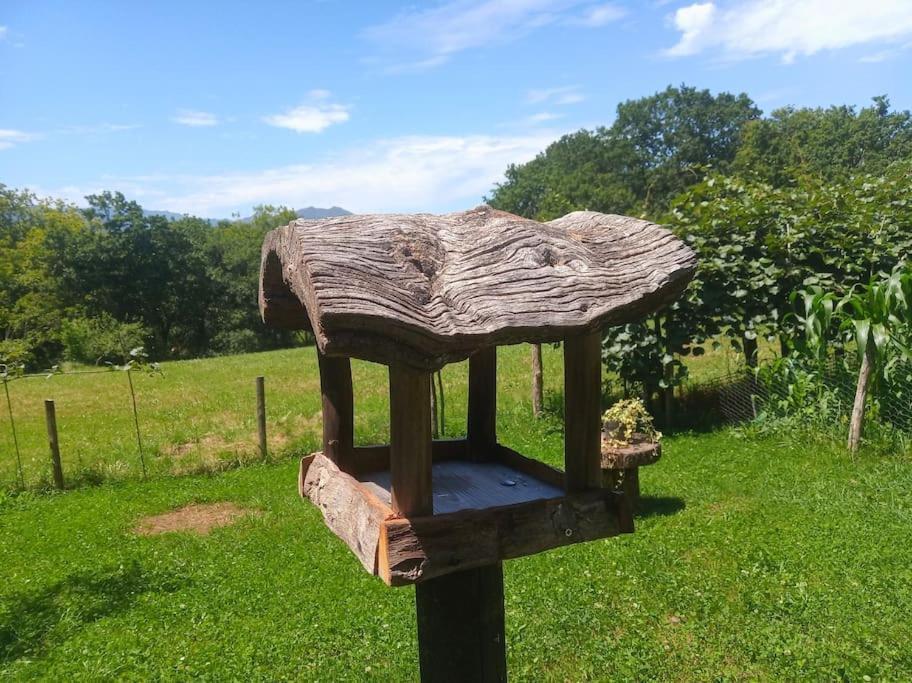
[{"xmin": 686, "ymin": 357, "xmax": 912, "ymax": 434}]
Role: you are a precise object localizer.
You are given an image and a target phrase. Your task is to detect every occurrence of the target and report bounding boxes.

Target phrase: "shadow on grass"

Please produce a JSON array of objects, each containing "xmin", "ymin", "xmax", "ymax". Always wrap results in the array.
[
  {"xmin": 636, "ymin": 495, "xmax": 685, "ymax": 519},
  {"xmin": 0, "ymin": 560, "xmax": 189, "ymax": 663}
]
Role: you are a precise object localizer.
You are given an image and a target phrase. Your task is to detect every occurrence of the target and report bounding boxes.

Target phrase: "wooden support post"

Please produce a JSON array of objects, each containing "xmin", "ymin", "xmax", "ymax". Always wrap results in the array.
[
  {"xmin": 531, "ymin": 343, "xmax": 544, "ymax": 418},
  {"xmin": 416, "ymin": 563, "xmax": 507, "ymax": 683},
  {"xmin": 255, "ymin": 376, "xmax": 267, "ymax": 460},
  {"xmin": 317, "ymin": 351, "xmax": 354, "ymax": 473},
  {"xmin": 563, "ymin": 331, "xmax": 602, "ymax": 492},
  {"xmin": 388, "ymin": 364, "xmax": 433, "ymax": 517},
  {"xmin": 44, "ymin": 399, "xmax": 64, "ymax": 490},
  {"xmin": 390, "ymin": 361, "xmax": 507, "ymax": 681},
  {"xmin": 468, "ymin": 347, "xmax": 497, "ymax": 458}
]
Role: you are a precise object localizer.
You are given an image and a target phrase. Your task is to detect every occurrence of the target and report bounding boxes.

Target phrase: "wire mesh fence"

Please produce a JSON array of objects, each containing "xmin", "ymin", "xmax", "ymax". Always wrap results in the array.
[{"xmin": 681, "ymin": 356, "xmax": 912, "ymax": 435}]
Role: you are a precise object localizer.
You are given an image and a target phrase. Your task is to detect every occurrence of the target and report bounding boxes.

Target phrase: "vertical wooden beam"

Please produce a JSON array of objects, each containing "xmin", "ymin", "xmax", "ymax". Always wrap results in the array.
[
  {"xmin": 416, "ymin": 563, "xmax": 507, "ymax": 683},
  {"xmin": 44, "ymin": 399, "xmax": 64, "ymax": 490},
  {"xmin": 563, "ymin": 331, "xmax": 602, "ymax": 492},
  {"xmin": 531, "ymin": 343, "xmax": 544, "ymax": 418},
  {"xmin": 467, "ymin": 347, "xmax": 497, "ymax": 458},
  {"xmin": 317, "ymin": 351, "xmax": 354, "ymax": 473},
  {"xmin": 388, "ymin": 364, "xmax": 433, "ymax": 517}
]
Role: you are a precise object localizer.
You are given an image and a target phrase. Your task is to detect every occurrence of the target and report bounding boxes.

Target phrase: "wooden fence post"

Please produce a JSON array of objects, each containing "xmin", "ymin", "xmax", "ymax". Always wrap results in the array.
[
  {"xmin": 256, "ymin": 376, "xmax": 267, "ymax": 460},
  {"xmin": 531, "ymin": 343, "xmax": 543, "ymax": 418},
  {"xmin": 44, "ymin": 399, "xmax": 65, "ymax": 490}
]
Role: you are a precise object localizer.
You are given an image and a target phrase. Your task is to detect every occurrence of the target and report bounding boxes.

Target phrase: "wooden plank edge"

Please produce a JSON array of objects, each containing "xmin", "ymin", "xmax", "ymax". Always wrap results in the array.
[
  {"xmin": 300, "ymin": 452, "xmax": 394, "ymax": 577},
  {"xmin": 352, "ymin": 439, "xmax": 469, "ymax": 476},
  {"xmin": 379, "ymin": 487, "xmax": 632, "ymax": 586},
  {"xmin": 298, "ymin": 453, "xmax": 318, "ymax": 497}
]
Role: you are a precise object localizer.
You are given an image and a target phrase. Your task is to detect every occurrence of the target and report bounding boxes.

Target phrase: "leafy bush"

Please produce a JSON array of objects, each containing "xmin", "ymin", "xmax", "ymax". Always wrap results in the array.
[
  {"xmin": 602, "ymin": 398, "xmax": 661, "ymax": 446},
  {"xmin": 211, "ymin": 329, "xmax": 261, "ymax": 355},
  {"xmin": 60, "ymin": 314, "xmax": 149, "ymax": 365},
  {"xmin": 0, "ymin": 339, "xmax": 34, "ymax": 368}
]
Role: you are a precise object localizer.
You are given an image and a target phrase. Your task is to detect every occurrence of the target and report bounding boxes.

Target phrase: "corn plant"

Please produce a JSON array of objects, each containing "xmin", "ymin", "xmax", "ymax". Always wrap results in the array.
[
  {"xmin": 839, "ymin": 265, "xmax": 912, "ymax": 451},
  {"xmin": 790, "ymin": 264, "xmax": 912, "ymax": 451}
]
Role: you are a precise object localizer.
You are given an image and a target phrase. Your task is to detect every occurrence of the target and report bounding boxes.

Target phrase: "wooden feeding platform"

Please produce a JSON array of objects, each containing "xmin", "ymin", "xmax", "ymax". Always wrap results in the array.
[
  {"xmin": 300, "ymin": 441, "xmax": 630, "ymax": 586},
  {"xmin": 260, "ymin": 205, "xmax": 696, "ymax": 681}
]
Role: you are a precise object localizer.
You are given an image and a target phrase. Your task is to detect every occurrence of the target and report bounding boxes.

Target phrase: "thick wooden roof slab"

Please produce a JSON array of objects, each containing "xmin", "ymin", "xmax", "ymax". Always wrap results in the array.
[{"xmin": 260, "ymin": 206, "xmax": 696, "ymax": 369}]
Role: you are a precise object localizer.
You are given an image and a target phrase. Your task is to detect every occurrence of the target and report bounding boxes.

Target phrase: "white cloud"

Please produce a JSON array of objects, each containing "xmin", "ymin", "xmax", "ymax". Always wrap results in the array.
[
  {"xmin": 365, "ymin": 0, "xmax": 627, "ymax": 70},
  {"xmin": 859, "ymin": 40, "xmax": 912, "ymax": 62},
  {"xmin": 172, "ymin": 110, "xmax": 219, "ymax": 127},
  {"xmin": 0, "ymin": 129, "xmax": 37, "ymax": 150},
  {"xmin": 526, "ymin": 85, "xmax": 586, "ymax": 105},
  {"xmin": 307, "ymin": 88, "xmax": 332, "ymax": 100},
  {"xmin": 48, "ymin": 133, "xmax": 555, "ymax": 216},
  {"xmin": 527, "ymin": 111, "xmax": 563, "ymax": 122},
  {"xmin": 0, "ymin": 26, "xmax": 7, "ymax": 40},
  {"xmin": 59, "ymin": 123, "xmax": 141, "ymax": 134},
  {"xmin": 263, "ymin": 93, "xmax": 350, "ymax": 133},
  {"xmin": 665, "ymin": 0, "xmax": 912, "ymax": 62},
  {"xmin": 570, "ymin": 3, "xmax": 626, "ymax": 26}
]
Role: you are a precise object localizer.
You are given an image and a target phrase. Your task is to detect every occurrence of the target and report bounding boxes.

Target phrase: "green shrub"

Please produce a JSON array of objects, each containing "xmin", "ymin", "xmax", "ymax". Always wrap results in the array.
[
  {"xmin": 60, "ymin": 314, "xmax": 149, "ymax": 365},
  {"xmin": 0, "ymin": 339, "xmax": 34, "ymax": 368},
  {"xmin": 211, "ymin": 329, "xmax": 261, "ymax": 355}
]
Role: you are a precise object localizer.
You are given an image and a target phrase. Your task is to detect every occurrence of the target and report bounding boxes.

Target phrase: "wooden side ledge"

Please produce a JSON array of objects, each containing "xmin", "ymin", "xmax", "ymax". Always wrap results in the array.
[
  {"xmin": 300, "ymin": 453, "xmax": 391, "ymax": 574},
  {"xmin": 380, "ymin": 487, "xmax": 626, "ymax": 586},
  {"xmin": 300, "ymin": 452, "xmax": 632, "ymax": 586}
]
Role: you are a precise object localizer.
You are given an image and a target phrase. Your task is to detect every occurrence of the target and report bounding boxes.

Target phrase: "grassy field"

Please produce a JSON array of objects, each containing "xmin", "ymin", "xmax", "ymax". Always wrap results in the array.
[
  {"xmin": 2, "ymin": 432, "xmax": 911, "ymax": 680},
  {"xmin": 1, "ymin": 341, "xmax": 753, "ymax": 490},
  {"xmin": 0, "ymin": 344, "xmax": 571, "ymax": 488},
  {"xmin": 1, "ymin": 344, "xmax": 911, "ymax": 679}
]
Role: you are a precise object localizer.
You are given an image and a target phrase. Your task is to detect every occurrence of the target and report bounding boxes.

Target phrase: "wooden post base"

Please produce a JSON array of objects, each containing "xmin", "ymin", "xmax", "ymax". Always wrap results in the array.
[
  {"xmin": 604, "ymin": 467, "xmax": 640, "ymax": 508},
  {"xmin": 415, "ymin": 563, "xmax": 507, "ymax": 683}
]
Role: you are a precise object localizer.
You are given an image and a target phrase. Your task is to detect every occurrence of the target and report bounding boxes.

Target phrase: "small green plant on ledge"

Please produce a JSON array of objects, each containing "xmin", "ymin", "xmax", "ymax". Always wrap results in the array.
[{"xmin": 602, "ymin": 398, "xmax": 661, "ymax": 448}]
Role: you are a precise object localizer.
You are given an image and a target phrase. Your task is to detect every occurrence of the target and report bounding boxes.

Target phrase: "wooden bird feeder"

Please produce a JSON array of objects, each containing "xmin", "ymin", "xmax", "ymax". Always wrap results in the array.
[{"xmin": 259, "ymin": 206, "xmax": 695, "ymax": 681}]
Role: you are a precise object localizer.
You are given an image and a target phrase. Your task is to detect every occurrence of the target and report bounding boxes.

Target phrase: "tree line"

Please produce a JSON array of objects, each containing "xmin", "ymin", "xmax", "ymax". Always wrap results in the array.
[
  {"xmin": 0, "ymin": 190, "xmax": 301, "ymax": 369},
  {"xmin": 487, "ymin": 85, "xmax": 912, "ymax": 418},
  {"xmin": 3, "ymin": 84, "xmax": 911, "ymax": 391}
]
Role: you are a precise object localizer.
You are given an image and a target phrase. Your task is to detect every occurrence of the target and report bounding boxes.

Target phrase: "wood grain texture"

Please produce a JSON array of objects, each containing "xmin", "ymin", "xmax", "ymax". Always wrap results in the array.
[
  {"xmin": 490, "ymin": 444, "xmax": 565, "ymax": 490},
  {"xmin": 389, "ymin": 364, "xmax": 433, "ymax": 516},
  {"xmin": 299, "ymin": 453, "xmax": 390, "ymax": 574},
  {"xmin": 350, "ymin": 439, "xmax": 468, "ymax": 476},
  {"xmin": 260, "ymin": 206, "xmax": 697, "ymax": 369},
  {"xmin": 299, "ymin": 451, "xmax": 631, "ymax": 586},
  {"xmin": 317, "ymin": 352, "xmax": 354, "ymax": 472},
  {"xmin": 44, "ymin": 399, "xmax": 64, "ymax": 490},
  {"xmin": 601, "ymin": 441, "xmax": 662, "ymax": 469},
  {"xmin": 380, "ymin": 487, "xmax": 626, "ymax": 585},
  {"xmin": 563, "ymin": 331, "xmax": 603, "ymax": 492},
  {"xmin": 360, "ymin": 460, "xmax": 564, "ymax": 515}
]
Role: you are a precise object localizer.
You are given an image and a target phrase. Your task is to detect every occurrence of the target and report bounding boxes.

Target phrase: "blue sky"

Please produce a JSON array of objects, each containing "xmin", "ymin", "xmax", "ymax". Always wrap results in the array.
[{"xmin": 2, "ymin": 0, "xmax": 911, "ymax": 217}]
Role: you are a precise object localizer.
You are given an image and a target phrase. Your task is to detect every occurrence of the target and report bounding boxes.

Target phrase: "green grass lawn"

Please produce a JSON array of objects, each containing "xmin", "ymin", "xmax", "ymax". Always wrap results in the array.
[
  {"xmin": 2, "ymin": 428, "xmax": 911, "ymax": 680},
  {"xmin": 0, "ymin": 344, "xmax": 911, "ymax": 679}
]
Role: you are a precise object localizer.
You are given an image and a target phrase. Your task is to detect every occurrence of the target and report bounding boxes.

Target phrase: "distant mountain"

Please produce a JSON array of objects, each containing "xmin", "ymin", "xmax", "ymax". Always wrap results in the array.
[
  {"xmin": 145, "ymin": 210, "xmax": 190, "ymax": 221},
  {"xmin": 295, "ymin": 206, "xmax": 352, "ymax": 220},
  {"xmin": 144, "ymin": 209, "xmax": 221, "ymax": 226},
  {"xmin": 143, "ymin": 206, "xmax": 353, "ymax": 224}
]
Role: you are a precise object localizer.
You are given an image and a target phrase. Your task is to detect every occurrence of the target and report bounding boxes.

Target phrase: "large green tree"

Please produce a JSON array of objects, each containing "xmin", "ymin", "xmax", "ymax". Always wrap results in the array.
[
  {"xmin": 488, "ymin": 85, "xmax": 760, "ymax": 219},
  {"xmin": 0, "ymin": 185, "xmax": 85, "ymax": 366},
  {"xmin": 733, "ymin": 96, "xmax": 912, "ymax": 187}
]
